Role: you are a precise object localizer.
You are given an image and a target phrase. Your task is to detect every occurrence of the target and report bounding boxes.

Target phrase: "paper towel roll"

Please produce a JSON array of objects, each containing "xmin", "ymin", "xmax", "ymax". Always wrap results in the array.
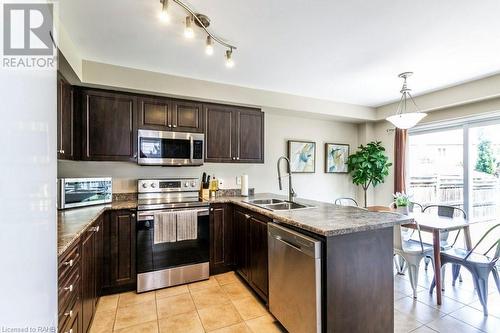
[{"xmin": 241, "ymin": 174, "xmax": 249, "ymax": 197}]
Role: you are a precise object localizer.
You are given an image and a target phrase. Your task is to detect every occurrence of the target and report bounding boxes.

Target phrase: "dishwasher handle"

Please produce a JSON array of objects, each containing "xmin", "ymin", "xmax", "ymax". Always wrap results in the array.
[
  {"xmin": 268, "ymin": 222, "xmax": 322, "ymax": 259},
  {"xmin": 273, "ymin": 235, "xmax": 303, "ymax": 252}
]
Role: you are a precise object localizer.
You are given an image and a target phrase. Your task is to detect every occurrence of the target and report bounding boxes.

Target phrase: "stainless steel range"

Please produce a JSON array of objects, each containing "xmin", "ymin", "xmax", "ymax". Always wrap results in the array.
[{"xmin": 136, "ymin": 178, "xmax": 209, "ymax": 293}]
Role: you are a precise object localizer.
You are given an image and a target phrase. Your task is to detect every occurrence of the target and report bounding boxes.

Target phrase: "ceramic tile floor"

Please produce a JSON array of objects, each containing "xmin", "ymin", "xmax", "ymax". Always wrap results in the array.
[
  {"xmin": 90, "ymin": 267, "xmax": 500, "ymax": 333},
  {"xmin": 90, "ymin": 271, "xmax": 285, "ymax": 333}
]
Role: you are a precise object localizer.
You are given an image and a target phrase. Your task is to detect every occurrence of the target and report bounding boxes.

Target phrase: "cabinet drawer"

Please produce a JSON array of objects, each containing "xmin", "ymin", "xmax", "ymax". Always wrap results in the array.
[
  {"xmin": 60, "ymin": 303, "xmax": 80, "ymax": 333},
  {"xmin": 59, "ymin": 242, "xmax": 81, "ymax": 282},
  {"xmin": 58, "ymin": 262, "xmax": 81, "ymax": 317},
  {"xmin": 58, "ymin": 285, "xmax": 81, "ymax": 331}
]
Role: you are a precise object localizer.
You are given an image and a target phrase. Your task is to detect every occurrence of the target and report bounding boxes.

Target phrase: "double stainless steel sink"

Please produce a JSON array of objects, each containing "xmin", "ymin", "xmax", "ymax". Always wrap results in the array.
[{"xmin": 245, "ymin": 198, "xmax": 315, "ymax": 211}]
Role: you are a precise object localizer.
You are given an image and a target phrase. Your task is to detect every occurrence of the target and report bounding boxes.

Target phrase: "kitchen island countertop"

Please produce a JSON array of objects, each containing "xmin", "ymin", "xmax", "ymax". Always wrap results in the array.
[{"xmin": 207, "ymin": 193, "xmax": 412, "ymax": 237}]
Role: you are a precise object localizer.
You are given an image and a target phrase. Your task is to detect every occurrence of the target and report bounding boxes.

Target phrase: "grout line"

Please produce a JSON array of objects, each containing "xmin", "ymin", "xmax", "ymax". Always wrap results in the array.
[{"xmin": 155, "ymin": 292, "xmax": 161, "ymax": 333}]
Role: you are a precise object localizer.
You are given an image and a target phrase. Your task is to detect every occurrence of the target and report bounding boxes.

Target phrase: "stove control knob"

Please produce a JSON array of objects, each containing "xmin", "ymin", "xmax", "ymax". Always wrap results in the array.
[
  {"xmin": 151, "ymin": 183, "xmax": 157, "ymax": 188},
  {"xmin": 141, "ymin": 183, "xmax": 148, "ymax": 188},
  {"xmin": 191, "ymin": 181, "xmax": 197, "ymax": 187},
  {"xmin": 184, "ymin": 182, "xmax": 189, "ymax": 187}
]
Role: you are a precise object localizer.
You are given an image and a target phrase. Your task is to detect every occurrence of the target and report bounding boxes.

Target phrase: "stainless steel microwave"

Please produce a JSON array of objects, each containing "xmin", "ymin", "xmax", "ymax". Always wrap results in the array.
[
  {"xmin": 58, "ymin": 177, "xmax": 112, "ymax": 209},
  {"xmin": 137, "ymin": 129, "xmax": 204, "ymax": 166}
]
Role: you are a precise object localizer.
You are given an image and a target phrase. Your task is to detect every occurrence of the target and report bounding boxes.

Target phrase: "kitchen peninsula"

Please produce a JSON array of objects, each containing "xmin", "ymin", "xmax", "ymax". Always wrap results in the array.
[{"xmin": 58, "ymin": 193, "xmax": 411, "ymax": 332}]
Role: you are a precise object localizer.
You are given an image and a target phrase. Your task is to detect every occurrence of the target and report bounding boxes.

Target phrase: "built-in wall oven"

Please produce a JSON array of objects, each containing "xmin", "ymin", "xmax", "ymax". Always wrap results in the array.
[
  {"xmin": 137, "ymin": 129, "xmax": 204, "ymax": 166},
  {"xmin": 136, "ymin": 178, "xmax": 209, "ymax": 292}
]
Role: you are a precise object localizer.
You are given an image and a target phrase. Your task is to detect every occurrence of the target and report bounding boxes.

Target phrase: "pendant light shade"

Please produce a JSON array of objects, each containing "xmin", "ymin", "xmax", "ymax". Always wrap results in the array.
[
  {"xmin": 386, "ymin": 112, "xmax": 427, "ymax": 130},
  {"xmin": 386, "ymin": 72, "xmax": 427, "ymax": 129}
]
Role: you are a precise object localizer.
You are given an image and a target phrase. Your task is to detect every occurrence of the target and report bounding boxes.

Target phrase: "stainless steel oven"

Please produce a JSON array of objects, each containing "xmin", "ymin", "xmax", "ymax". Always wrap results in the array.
[
  {"xmin": 136, "ymin": 178, "xmax": 210, "ymax": 292},
  {"xmin": 57, "ymin": 177, "xmax": 112, "ymax": 209},
  {"xmin": 137, "ymin": 129, "xmax": 204, "ymax": 166}
]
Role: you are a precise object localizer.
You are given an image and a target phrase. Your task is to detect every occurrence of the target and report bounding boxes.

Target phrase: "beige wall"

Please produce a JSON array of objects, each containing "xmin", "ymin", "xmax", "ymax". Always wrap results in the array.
[
  {"xmin": 81, "ymin": 60, "xmax": 375, "ymax": 122},
  {"xmin": 58, "ymin": 112, "xmax": 360, "ymax": 202}
]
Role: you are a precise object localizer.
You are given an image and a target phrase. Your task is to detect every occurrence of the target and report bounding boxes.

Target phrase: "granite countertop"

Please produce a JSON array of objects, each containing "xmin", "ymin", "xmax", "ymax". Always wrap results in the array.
[
  {"xmin": 57, "ymin": 201, "xmax": 136, "ymax": 256},
  {"xmin": 208, "ymin": 193, "xmax": 413, "ymax": 237},
  {"xmin": 58, "ymin": 193, "xmax": 412, "ymax": 257}
]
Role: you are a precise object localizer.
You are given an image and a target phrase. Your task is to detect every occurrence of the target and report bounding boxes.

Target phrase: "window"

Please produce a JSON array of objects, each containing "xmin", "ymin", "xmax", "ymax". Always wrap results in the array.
[{"xmin": 408, "ymin": 118, "xmax": 500, "ymax": 248}]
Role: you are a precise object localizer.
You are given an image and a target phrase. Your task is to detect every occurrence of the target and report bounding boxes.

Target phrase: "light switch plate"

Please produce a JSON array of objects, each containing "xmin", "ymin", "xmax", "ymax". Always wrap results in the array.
[{"xmin": 236, "ymin": 176, "xmax": 241, "ymax": 185}]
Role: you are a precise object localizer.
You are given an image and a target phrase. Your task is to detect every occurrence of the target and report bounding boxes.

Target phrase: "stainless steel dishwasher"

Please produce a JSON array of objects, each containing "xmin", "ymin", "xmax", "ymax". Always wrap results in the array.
[{"xmin": 268, "ymin": 222, "xmax": 322, "ymax": 333}]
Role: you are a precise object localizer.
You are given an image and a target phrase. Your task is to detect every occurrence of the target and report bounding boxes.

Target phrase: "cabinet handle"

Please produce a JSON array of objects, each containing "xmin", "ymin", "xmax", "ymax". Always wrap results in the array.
[
  {"xmin": 210, "ymin": 208, "xmax": 214, "ymax": 212},
  {"xmin": 168, "ymin": 124, "xmax": 172, "ymax": 128},
  {"xmin": 131, "ymin": 213, "xmax": 136, "ymax": 218},
  {"xmin": 64, "ymin": 284, "xmax": 73, "ymax": 292},
  {"xmin": 63, "ymin": 259, "xmax": 73, "ymax": 267},
  {"xmin": 172, "ymin": 124, "xmax": 177, "ymax": 128},
  {"xmin": 232, "ymin": 157, "xmax": 236, "ymax": 160},
  {"xmin": 244, "ymin": 214, "xmax": 251, "ymax": 219},
  {"xmin": 64, "ymin": 310, "xmax": 73, "ymax": 318},
  {"xmin": 58, "ymin": 149, "xmax": 65, "ymax": 154},
  {"xmin": 236, "ymin": 157, "xmax": 240, "ymax": 160}
]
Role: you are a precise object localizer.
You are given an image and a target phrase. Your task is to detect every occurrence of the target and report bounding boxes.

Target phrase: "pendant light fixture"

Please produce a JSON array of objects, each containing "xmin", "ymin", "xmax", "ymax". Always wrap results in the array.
[
  {"xmin": 158, "ymin": 0, "xmax": 237, "ymax": 67},
  {"xmin": 386, "ymin": 72, "xmax": 427, "ymax": 129}
]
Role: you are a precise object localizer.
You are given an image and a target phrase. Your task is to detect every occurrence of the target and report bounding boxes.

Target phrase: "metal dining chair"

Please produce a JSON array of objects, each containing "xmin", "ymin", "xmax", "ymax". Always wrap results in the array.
[
  {"xmin": 394, "ymin": 221, "xmax": 434, "ymax": 298},
  {"xmin": 422, "ymin": 205, "xmax": 467, "ymax": 284},
  {"xmin": 334, "ymin": 197, "xmax": 358, "ymax": 207},
  {"xmin": 430, "ymin": 224, "xmax": 500, "ymax": 315},
  {"xmin": 393, "ymin": 201, "xmax": 425, "ymax": 274}
]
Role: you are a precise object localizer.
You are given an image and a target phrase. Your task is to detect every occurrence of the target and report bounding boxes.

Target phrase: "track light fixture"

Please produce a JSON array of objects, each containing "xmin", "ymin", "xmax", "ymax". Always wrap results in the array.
[
  {"xmin": 205, "ymin": 36, "xmax": 214, "ymax": 55},
  {"xmin": 157, "ymin": 0, "xmax": 237, "ymax": 67},
  {"xmin": 184, "ymin": 15, "xmax": 194, "ymax": 38},
  {"xmin": 225, "ymin": 49, "xmax": 234, "ymax": 68},
  {"xmin": 159, "ymin": 0, "xmax": 169, "ymax": 22}
]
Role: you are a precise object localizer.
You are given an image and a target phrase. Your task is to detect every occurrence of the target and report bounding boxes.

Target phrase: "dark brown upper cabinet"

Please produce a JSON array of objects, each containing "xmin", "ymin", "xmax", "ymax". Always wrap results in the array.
[
  {"xmin": 81, "ymin": 89, "xmax": 137, "ymax": 162},
  {"xmin": 57, "ymin": 73, "xmax": 76, "ymax": 160},
  {"xmin": 205, "ymin": 104, "xmax": 264, "ymax": 163},
  {"xmin": 172, "ymin": 100, "xmax": 203, "ymax": 132},
  {"xmin": 138, "ymin": 97, "xmax": 203, "ymax": 133}
]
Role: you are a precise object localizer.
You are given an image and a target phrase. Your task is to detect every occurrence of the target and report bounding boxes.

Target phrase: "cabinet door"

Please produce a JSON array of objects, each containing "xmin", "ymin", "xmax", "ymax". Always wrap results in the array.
[
  {"xmin": 81, "ymin": 229, "xmax": 96, "ymax": 333},
  {"xmin": 204, "ymin": 104, "xmax": 234, "ymax": 162},
  {"xmin": 82, "ymin": 90, "xmax": 137, "ymax": 161},
  {"xmin": 94, "ymin": 216, "xmax": 104, "ymax": 301},
  {"xmin": 108, "ymin": 210, "xmax": 136, "ymax": 290},
  {"xmin": 234, "ymin": 109, "xmax": 264, "ymax": 163},
  {"xmin": 248, "ymin": 216, "xmax": 269, "ymax": 300},
  {"xmin": 172, "ymin": 100, "xmax": 203, "ymax": 132},
  {"xmin": 234, "ymin": 209, "xmax": 250, "ymax": 280},
  {"xmin": 209, "ymin": 204, "xmax": 234, "ymax": 274},
  {"xmin": 57, "ymin": 74, "xmax": 75, "ymax": 160},
  {"xmin": 138, "ymin": 96, "xmax": 170, "ymax": 130}
]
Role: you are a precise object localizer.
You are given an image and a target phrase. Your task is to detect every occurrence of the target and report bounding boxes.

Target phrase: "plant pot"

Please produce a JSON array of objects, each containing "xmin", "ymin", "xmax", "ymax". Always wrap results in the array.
[{"xmin": 396, "ymin": 206, "xmax": 409, "ymax": 215}]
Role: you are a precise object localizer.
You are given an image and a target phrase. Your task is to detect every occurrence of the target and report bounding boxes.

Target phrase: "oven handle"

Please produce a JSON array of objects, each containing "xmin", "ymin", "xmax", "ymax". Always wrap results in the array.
[
  {"xmin": 137, "ymin": 208, "xmax": 209, "ymax": 221},
  {"xmin": 189, "ymin": 135, "xmax": 194, "ymax": 163}
]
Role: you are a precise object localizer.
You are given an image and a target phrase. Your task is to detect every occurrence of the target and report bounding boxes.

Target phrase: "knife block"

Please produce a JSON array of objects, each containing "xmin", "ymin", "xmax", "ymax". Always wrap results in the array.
[{"xmin": 200, "ymin": 188, "xmax": 210, "ymax": 200}]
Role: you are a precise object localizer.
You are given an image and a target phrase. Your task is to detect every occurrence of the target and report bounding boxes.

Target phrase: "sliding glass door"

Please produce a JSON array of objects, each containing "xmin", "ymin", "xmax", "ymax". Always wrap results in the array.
[
  {"xmin": 408, "ymin": 128, "xmax": 464, "ymax": 210},
  {"xmin": 408, "ymin": 118, "xmax": 500, "ymax": 247}
]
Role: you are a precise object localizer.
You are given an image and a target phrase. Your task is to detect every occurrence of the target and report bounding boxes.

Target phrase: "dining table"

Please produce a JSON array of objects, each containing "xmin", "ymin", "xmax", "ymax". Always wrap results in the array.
[{"xmin": 367, "ymin": 206, "xmax": 475, "ymax": 305}]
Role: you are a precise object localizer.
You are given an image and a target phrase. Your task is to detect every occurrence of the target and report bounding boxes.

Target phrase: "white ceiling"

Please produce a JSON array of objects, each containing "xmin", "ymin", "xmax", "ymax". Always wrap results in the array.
[{"xmin": 60, "ymin": 0, "xmax": 500, "ymax": 107}]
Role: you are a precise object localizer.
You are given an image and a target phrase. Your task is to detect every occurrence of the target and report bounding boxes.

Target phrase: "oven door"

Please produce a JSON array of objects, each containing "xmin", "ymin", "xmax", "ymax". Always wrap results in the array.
[
  {"xmin": 138, "ymin": 129, "xmax": 204, "ymax": 166},
  {"xmin": 136, "ymin": 208, "xmax": 209, "ymax": 275}
]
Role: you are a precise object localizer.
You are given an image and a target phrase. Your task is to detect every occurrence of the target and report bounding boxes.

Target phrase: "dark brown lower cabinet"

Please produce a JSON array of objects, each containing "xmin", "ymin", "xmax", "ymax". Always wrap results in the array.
[
  {"xmin": 247, "ymin": 215, "xmax": 269, "ymax": 299},
  {"xmin": 233, "ymin": 208, "xmax": 270, "ymax": 302},
  {"xmin": 209, "ymin": 204, "xmax": 234, "ymax": 274},
  {"xmin": 102, "ymin": 210, "xmax": 137, "ymax": 294},
  {"xmin": 81, "ymin": 227, "xmax": 96, "ymax": 333}
]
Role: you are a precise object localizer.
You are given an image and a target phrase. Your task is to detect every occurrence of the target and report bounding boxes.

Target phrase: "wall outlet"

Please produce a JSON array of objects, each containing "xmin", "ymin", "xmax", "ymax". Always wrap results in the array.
[
  {"xmin": 218, "ymin": 179, "xmax": 224, "ymax": 188},
  {"xmin": 236, "ymin": 176, "xmax": 241, "ymax": 185}
]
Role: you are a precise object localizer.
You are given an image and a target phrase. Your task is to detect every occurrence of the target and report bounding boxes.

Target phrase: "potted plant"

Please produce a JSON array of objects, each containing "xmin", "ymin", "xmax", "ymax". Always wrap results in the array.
[
  {"xmin": 393, "ymin": 192, "xmax": 411, "ymax": 215},
  {"xmin": 347, "ymin": 141, "xmax": 392, "ymax": 207}
]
